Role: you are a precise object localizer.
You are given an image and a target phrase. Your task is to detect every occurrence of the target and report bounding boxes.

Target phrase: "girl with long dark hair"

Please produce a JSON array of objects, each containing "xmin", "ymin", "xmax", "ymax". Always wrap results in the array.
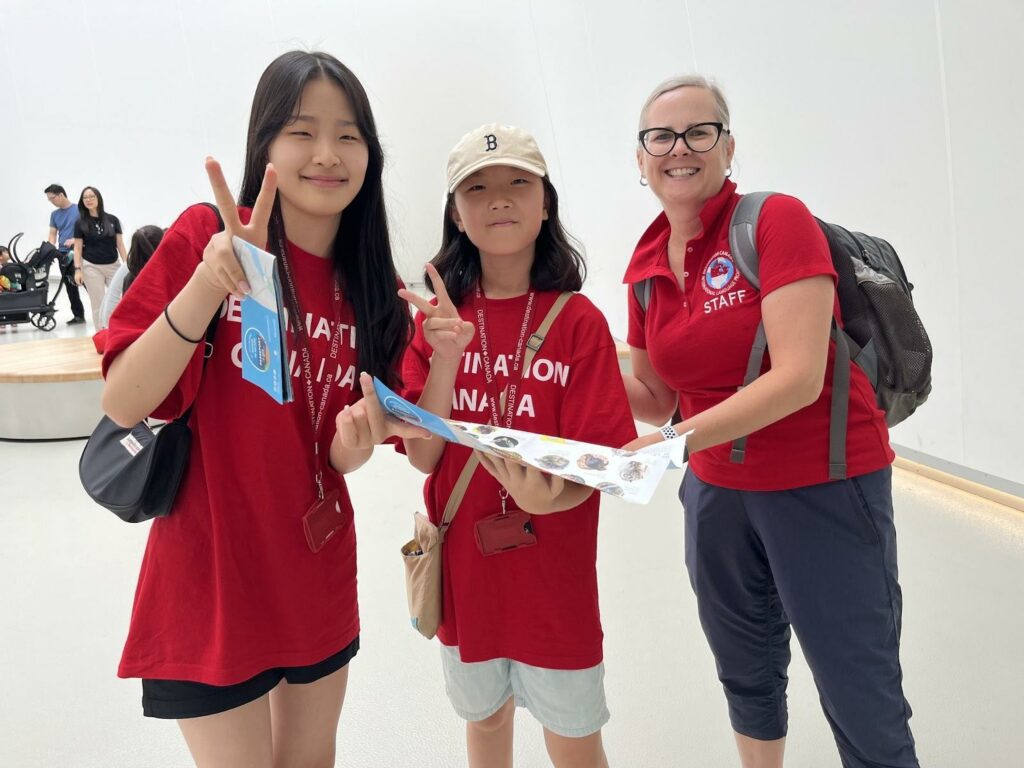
[{"xmin": 100, "ymin": 51, "xmax": 420, "ymax": 766}]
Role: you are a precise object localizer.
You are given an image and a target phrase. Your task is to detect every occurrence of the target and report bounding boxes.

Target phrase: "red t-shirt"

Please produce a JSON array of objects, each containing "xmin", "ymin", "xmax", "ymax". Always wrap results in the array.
[
  {"xmin": 103, "ymin": 204, "xmax": 364, "ymax": 685},
  {"xmin": 623, "ymin": 180, "xmax": 893, "ymax": 491},
  {"xmin": 402, "ymin": 290, "xmax": 637, "ymax": 670}
]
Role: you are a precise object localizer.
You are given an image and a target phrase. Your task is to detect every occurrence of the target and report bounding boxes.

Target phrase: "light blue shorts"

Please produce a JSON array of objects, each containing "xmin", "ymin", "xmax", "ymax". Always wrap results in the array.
[{"xmin": 440, "ymin": 644, "xmax": 610, "ymax": 738}]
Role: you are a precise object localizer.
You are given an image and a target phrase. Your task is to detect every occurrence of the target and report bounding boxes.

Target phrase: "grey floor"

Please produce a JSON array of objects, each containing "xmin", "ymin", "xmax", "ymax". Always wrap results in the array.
[{"xmin": 1, "ymin": 289, "xmax": 1022, "ymax": 767}]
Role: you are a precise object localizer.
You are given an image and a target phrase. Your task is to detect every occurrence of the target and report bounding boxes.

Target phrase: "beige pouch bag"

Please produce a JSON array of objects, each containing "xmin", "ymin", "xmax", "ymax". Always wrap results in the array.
[{"xmin": 401, "ymin": 455, "xmax": 478, "ymax": 639}]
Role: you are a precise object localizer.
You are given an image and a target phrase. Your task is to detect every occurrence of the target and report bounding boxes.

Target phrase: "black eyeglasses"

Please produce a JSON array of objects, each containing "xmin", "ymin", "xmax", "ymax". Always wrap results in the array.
[{"xmin": 638, "ymin": 123, "xmax": 729, "ymax": 156}]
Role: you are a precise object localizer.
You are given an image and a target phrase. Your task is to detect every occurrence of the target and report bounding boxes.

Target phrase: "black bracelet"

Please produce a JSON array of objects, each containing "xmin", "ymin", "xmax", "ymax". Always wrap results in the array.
[{"xmin": 163, "ymin": 304, "xmax": 204, "ymax": 344}]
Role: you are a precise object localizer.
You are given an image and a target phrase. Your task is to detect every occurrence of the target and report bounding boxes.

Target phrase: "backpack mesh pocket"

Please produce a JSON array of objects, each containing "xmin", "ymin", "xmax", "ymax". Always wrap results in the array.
[{"xmin": 860, "ymin": 279, "xmax": 932, "ymax": 394}]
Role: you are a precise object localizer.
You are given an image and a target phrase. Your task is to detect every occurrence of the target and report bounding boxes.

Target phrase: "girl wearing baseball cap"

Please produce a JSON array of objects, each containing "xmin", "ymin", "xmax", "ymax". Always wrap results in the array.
[{"xmin": 398, "ymin": 124, "xmax": 637, "ymax": 767}]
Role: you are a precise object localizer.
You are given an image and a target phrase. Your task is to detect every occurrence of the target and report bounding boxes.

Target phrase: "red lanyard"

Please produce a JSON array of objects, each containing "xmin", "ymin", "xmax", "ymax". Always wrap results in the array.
[
  {"xmin": 473, "ymin": 284, "xmax": 536, "ymax": 515},
  {"xmin": 473, "ymin": 284, "xmax": 536, "ymax": 429},
  {"xmin": 276, "ymin": 231, "xmax": 343, "ymax": 501}
]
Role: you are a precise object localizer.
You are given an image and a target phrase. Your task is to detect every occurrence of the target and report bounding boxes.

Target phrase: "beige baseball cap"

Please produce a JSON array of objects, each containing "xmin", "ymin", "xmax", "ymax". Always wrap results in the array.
[{"xmin": 446, "ymin": 123, "xmax": 548, "ymax": 194}]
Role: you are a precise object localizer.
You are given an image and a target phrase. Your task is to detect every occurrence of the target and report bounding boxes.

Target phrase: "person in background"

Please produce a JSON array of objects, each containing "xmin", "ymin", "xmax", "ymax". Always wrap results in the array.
[
  {"xmin": 99, "ymin": 225, "xmax": 164, "ymax": 329},
  {"xmin": 45, "ymin": 183, "xmax": 86, "ymax": 324},
  {"xmin": 72, "ymin": 186, "xmax": 127, "ymax": 329}
]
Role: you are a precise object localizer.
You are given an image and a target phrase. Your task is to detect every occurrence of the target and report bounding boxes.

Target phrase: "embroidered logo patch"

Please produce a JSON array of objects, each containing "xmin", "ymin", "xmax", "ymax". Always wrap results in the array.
[{"xmin": 702, "ymin": 251, "xmax": 739, "ymax": 296}]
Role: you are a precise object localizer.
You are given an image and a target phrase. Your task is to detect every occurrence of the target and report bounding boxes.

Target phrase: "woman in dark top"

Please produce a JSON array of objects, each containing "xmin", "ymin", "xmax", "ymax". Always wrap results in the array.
[{"xmin": 73, "ymin": 186, "xmax": 127, "ymax": 328}]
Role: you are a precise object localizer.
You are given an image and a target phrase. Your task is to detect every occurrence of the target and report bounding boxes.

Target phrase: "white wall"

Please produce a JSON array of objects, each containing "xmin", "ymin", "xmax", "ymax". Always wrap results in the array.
[
  {"xmin": 1, "ymin": 0, "xmax": 1019, "ymax": 485},
  {"xmin": 933, "ymin": 0, "xmax": 1023, "ymax": 485}
]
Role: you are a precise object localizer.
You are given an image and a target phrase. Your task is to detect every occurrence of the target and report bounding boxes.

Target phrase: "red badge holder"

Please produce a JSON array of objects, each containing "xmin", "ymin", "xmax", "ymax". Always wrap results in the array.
[
  {"xmin": 474, "ymin": 506, "xmax": 537, "ymax": 556},
  {"xmin": 303, "ymin": 488, "xmax": 346, "ymax": 553}
]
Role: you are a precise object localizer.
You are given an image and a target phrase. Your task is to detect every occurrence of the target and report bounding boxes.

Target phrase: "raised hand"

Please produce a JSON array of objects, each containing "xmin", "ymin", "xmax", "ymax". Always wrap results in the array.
[
  {"xmin": 398, "ymin": 263, "xmax": 475, "ymax": 361},
  {"xmin": 337, "ymin": 372, "xmax": 431, "ymax": 450},
  {"xmin": 196, "ymin": 156, "xmax": 278, "ymax": 298},
  {"xmin": 477, "ymin": 451, "xmax": 567, "ymax": 516}
]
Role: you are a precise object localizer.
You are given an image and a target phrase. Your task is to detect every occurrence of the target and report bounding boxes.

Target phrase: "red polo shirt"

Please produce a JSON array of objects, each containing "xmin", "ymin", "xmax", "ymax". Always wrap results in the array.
[{"xmin": 624, "ymin": 180, "xmax": 893, "ymax": 491}]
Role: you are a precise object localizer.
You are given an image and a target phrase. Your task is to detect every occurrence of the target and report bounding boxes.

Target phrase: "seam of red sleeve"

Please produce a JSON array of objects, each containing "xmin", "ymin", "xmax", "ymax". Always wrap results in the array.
[{"xmin": 759, "ymin": 266, "xmax": 837, "ymax": 299}]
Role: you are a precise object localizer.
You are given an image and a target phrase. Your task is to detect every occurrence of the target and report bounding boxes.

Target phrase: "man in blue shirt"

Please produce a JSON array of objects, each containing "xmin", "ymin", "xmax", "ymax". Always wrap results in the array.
[{"xmin": 45, "ymin": 184, "xmax": 85, "ymax": 324}]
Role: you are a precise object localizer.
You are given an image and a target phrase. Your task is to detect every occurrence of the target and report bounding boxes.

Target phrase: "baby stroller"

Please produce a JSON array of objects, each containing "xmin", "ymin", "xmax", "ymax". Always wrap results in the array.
[{"xmin": 0, "ymin": 233, "xmax": 65, "ymax": 331}]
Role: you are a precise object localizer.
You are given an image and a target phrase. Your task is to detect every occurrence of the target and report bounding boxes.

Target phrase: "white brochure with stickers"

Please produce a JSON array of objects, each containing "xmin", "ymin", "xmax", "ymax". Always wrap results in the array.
[{"xmin": 373, "ymin": 378, "xmax": 688, "ymax": 504}]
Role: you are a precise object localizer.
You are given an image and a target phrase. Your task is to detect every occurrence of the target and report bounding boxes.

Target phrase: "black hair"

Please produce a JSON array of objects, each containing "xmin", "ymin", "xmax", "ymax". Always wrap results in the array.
[
  {"xmin": 122, "ymin": 225, "xmax": 165, "ymax": 293},
  {"xmin": 77, "ymin": 186, "xmax": 108, "ymax": 233},
  {"xmin": 237, "ymin": 50, "xmax": 411, "ymax": 387},
  {"xmin": 44, "ymin": 184, "xmax": 66, "ymax": 197},
  {"xmin": 428, "ymin": 176, "xmax": 586, "ymax": 305}
]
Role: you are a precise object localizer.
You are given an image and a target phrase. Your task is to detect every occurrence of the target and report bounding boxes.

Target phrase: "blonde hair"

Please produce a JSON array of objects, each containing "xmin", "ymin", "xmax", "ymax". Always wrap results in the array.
[{"xmin": 638, "ymin": 75, "xmax": 731, "ymax": 135}]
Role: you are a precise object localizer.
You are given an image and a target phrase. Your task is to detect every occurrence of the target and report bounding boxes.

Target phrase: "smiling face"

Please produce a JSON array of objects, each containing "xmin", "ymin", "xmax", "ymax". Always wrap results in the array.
[
  {"xmin": 268, "ymin": 77, "xmax": 369, "ymax": 229},
  {"xmin": 451, "ymin": 165, "xmax": 548, "ymax": 260},
  {"xmin": 637, "ymin": 86, "xmax": 734, "ymax": 211}
]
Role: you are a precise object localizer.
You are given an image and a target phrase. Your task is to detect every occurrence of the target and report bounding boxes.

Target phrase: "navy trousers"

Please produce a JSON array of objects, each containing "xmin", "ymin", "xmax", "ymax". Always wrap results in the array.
[{"xmin": 681, "ymin": 466, "xmax": 919, "ymax": 768}]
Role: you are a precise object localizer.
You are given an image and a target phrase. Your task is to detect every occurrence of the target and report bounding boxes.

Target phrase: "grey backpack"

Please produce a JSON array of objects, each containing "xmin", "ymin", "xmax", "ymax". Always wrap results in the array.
[{"xmin": 634, "ymin": 192, "xmax": 932, "ymax": 479}]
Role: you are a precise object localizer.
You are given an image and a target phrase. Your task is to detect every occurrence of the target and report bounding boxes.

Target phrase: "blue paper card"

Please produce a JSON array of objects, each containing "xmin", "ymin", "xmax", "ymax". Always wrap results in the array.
[
  {"xmin": 372, "ymin": 378, "xmax": 459, "ymax": 442},
  {"xmin": 233, "ymin": 237, "xmax": 293, "ymax": 404}
]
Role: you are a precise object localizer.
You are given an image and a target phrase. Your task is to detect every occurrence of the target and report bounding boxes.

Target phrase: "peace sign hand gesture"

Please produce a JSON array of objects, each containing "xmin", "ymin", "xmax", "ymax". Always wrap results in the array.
[
  {"xmin": 195, "ymin": 156, "xmax": 278, "ymax": 299},
  {"xmin": 398, "ymin": 263, "xmax": 475, "ymax": 361}
]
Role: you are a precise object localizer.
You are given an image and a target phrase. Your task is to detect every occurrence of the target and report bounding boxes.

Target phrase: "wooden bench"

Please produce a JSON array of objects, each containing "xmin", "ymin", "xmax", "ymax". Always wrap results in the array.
[{"xmin": 0, "ymin": 337, "xmax": 104, "ymax": 440}]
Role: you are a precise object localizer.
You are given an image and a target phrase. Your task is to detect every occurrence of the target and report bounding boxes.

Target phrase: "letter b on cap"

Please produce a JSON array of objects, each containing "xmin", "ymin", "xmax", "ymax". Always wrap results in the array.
[{"xmin": 484, "ymin": 134, "xmax": 498, "ymax": 151}]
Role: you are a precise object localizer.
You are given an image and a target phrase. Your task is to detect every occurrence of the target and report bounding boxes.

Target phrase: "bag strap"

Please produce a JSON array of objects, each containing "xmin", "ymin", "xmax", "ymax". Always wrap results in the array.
[
  {"xmin": 727, "ymin": 321, "xmax": 768, "ymax": 466},
  {"xmin": 632, "ymin": 278, "xmax": 653, "ymax": 313},
  {"xmin": 173, "ymin": 203, "xmax": 225, "ymax": 426},
  {"xmin": 727, "ymin": 191, "xmax": 773, "ymax": 292},
  {"xmin": 727, "ymin": 193, "xmax": 851, "ymax": 480},
  {"xmin": 437, "ymin": 451, "xmax": 482, "ymax": 544},
  {"xmin": 437, "ymin": 291, "xmax": 574, "ymax": 543},
  {"xmin": 729, "ymin": 318, "xmax": 850, "ymax": 480}
]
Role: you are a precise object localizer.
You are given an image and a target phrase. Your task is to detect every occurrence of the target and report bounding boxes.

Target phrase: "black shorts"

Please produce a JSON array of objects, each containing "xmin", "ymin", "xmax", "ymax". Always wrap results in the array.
[{"xmin": 141, "ymin": 636, "xmax": 360, "ymax": 720}]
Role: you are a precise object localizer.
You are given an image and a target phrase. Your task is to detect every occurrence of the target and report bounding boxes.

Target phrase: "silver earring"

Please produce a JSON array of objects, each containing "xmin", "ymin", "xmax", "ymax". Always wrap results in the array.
[
  {"xmin": 639, "ymin": 175, "xmax": 648, "ymax": 187},
  {"xmin": 725, "ymin": 167, "xmax": 733, "ymax": 178}
]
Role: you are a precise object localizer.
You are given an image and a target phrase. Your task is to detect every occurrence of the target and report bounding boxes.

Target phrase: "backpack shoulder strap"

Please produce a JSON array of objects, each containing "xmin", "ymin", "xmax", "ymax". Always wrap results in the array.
[
  {"xmin": 635, "ymin": 190, "xmax": 773, "ymax": 312},
  {"xmin": 726, "ymin": 192, "xmax": 851, "ymax": 479},
  {"xmin": 728, "ymin": 191, "xmax": 775, "ymax": 291},
  {"xmin": 632, "ymin": 279, "xmax": 653, "ymax": 313}
]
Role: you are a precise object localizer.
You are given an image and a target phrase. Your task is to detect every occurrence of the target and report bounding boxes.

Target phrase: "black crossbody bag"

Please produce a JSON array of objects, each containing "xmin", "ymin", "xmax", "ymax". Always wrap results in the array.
[{"xmin": 78, "ymin": 204, "xmax": 223, "ymax": 523}]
